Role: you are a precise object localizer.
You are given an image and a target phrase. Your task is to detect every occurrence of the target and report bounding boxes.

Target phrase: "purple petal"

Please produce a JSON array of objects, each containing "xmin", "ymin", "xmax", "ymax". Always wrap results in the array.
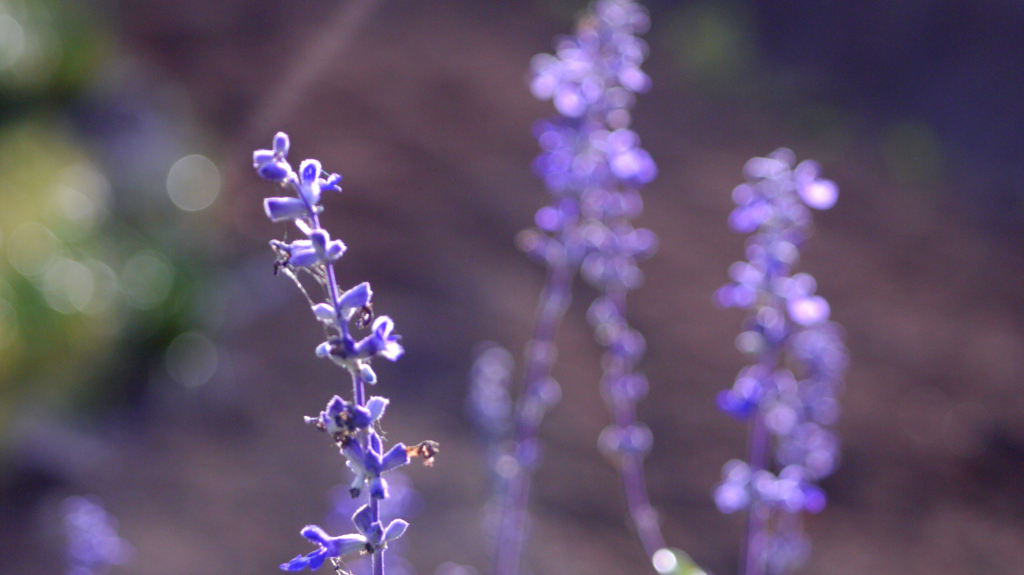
[
  {"xmin": 257, "ymin": 161, "xmax": 292, "ymax": 182},
  {"xmin": 383, "ymin": 519, "xmax": 409, "ymax": 542},
  {"xmin": 309, "ymin": 229, "xmax": 329, "ymax": 253},
  {"xmin": 366, "ymin": 396, "xmax": 388, "ymax": 421},
  {"xmin": 372, "ymin": 316, "xmax": 394, "ymax": 338},
  {"xmin": 324, "ymin": 240, "xmax": 346, "ymax": 261},
  {"xmin": 287, "ymin": 247, "xmax": 321, "ymax": 268},
  {"xmin": 332, "ymin": 535, "xmax": 369, "ymax": 557},
  {"xmin": 299, "ymin": 159, "xmax": 321, "ymax": 186},
  {"xmin": 380, "ymin": 443, "xmax": 410, "ymax": 473},
  {"xmin": 280, "ymin": 554, "xmax": 311, "ymax": 571},
  {"xmin": 300, "ymin": 525, "xmax": 331, "ymax": 547},
  {"xmin": 273, "ymin": 132, "xmax": 290, "ymax": 156},
  {"xmin": 305, "ymin": 549, "xmax": 328, "ymax": 571},
  {"xmin": 380, "ymin": 339, "xmax": 404, "ymax": 361},
  {"xmin": 342, "ymin": 439, "xmax": 365, "ymax": 467},
  {"xmin": 312, "ymin": 303, "xmax": 336, "ymax": 322},
  {"xmin": 321, "ymin": 173, "xmax": 342, "ymax": 193},
  {"xmin": 253, "ymin": 150, "xmax": 274, "ymax": 167},
  {"xmin": 264, "ymin": 197, "xmax": 308, "ymax": 222},
  {"xmin": 360, "ymin": 363, "xmax": 378, "ymax": 385},
  {"xmin": 338, "ymin": 282, "xmax": 372, "ymax": 317},
  {"xmin": 325, "ymin": 396, "xmax": 345, "ymax": 416},
  {"xmin": 351, "ymin": 505, "xmax": 374, "ymax": 537}
]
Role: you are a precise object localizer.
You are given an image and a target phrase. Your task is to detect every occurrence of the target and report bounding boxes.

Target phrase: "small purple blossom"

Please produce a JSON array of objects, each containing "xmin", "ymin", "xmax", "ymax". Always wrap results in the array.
[
  {"xmin": 316, "ymin": 315, "xmax": 404, "ymax": 365},
  {"xmin": 253, "ymin": 132, "xmax": 293, "ymax": 182},
  {"xmin": 306, "ymin": 395, "xmax": 389, "ymax": 437},
  {"xmin": 342, "ymin": 431, "xmax": 411, "ymax": 499},
  {"xmin": 280, "ymin": 508, "xmax": 409, "ymax": 572}
]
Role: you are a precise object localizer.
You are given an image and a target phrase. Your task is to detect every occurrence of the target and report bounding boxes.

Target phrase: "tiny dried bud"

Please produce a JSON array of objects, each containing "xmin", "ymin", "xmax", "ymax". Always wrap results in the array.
[
  {"xmin": 407, "ymin": 440, "xmax": 440, "ymax": 467},
  {"xmin": 304, "ymin": 416, "xmax": 327, "ymax": 433},
  {"xmin": 358, "ymin": 303, "xmax": 374, "ymax": 329}
]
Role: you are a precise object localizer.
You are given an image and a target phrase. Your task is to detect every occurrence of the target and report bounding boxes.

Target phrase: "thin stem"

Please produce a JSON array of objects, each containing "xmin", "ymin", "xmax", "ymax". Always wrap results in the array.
[
  {"xmin": 740, "ymin": 275, "xmax": 782, "ymax": 575},
  {"xmin": 308, "ymin": 212, "xmax": 348, "ymax": 336},
  {"xmin": 741, "ymin": 410, "xmax": 770, "ymax": 575},
  {"xmin": 605, "ymin": 285, "xmax": 665, "ymax": 560},
  {"xmin": 494, "ymin": 261, "xmax": 574, "ymax": 575},
  {"xmin": 371, "ymin": 496, "xmax": 383, "ymax": 575}
]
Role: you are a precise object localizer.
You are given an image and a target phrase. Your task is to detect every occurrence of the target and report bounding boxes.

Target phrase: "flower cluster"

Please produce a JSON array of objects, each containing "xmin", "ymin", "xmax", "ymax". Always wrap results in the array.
[
  {"xmin": 280, "ymin": 512, "xmax": 408, "ymax": 572},
  {"xmin": 518, "ymin": 0, "xmax": 657, "ymax": 271},
  {"xmin": 714, "ymin": 149, "xmax": 847, "ymax": 575},
  {"xmin": 254, "ymin": 133, "xmax": 435, "ymax": 575},
  {"xmin": 326, "ymin": 472, "xmax": 422, "ymax": 575}
]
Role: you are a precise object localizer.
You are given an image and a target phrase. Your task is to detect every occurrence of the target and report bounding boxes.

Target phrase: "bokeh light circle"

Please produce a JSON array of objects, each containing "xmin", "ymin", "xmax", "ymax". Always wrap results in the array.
[
  {"xmin": 7, "ymin": 222, "xmax": 59, "ymax": 277},
  {"xmin": 120, "ymin": 250, "xmax": 173, "ymax": 309},
  {"xmin": 166, "ymin": 154, "xmax": 220, "ymax": 211},
  {"xmin": 165, "ymin": 331, "xmax": 219, "ymax": 388}
]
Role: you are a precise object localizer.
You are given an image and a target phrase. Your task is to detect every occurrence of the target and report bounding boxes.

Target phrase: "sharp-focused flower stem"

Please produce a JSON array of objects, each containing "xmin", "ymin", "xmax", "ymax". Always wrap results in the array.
[{"xmin": 256, "ymin": 133, "xmax": 422, "ymax": 575}]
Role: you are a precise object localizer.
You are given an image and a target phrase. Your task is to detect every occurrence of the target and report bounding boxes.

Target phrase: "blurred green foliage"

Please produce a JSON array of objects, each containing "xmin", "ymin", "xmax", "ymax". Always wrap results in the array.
[{"xmin": 0, "ymin": 0, "xmax": 209, "ymax": 450}]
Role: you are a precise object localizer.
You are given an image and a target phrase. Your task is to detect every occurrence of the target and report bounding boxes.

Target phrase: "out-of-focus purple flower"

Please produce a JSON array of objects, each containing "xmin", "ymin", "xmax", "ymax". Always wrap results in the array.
[
  {"xmin": 467, "ymin": 344, "xmax": 515, "ymax": 437},
  {"xmin": 63, "ymin": 496, "xmax": 132, "ymax": 575}
]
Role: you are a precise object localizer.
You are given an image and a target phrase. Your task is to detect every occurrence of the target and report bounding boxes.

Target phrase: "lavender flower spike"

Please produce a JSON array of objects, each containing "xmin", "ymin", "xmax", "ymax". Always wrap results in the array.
[
  {"xmin": 255, "ymin": 132, "xmax": 436, "ymax": 575},
  {"xmin": 493, "ymin": 3, "xmax": 666, "ymax": 575}
]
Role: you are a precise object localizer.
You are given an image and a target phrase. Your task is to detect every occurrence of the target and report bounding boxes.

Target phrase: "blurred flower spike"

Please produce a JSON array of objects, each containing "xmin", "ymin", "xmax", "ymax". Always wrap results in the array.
[{"xmin": 715, "ymin": 149, "xmax": 848, "ymax": 573}]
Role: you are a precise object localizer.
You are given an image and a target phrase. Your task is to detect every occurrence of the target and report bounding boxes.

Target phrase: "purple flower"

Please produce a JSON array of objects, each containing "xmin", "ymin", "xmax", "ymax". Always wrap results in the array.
[
  {"xmin": 342, "ymin": 431, "xmax": 410, "ymax": 499},
  {"xmin": 253, "ymin": 132, "xmax": 293, "ymax": 182},
  {"xmin": 315, "ymin": 315, "xmax": 403, "ymax": 366},
  {"xmin": 312, "ymin": 282, "xmax": 374, "ymax": 330},
  {"xmin": 272, "ymin": 229, "xmax": 346, "ymax": 269},
  {"xmin": 279, "ymin": 510, "xmax": 408, "ymax": 572},
  {"xmin": 280, "ymin": 525, "xmax": 368, "ymax": 571},
  {"xmin": 355, "ymin": 316, "xmax": 404, "ymax": 361},
  {"xmin": 306, "ymin": 395, "xmax": 389, "ymax": 437},
  {"xmin": 63, "ymin": 496, "xmax": 132, "ymax": 574},
  {"xmin": 716, "ymin": 150, "xmax": 848, "ymax": 572}
]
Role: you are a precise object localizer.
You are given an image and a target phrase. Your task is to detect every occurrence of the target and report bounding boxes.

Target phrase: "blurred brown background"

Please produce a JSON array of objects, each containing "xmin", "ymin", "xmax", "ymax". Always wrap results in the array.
[{"xmin": 1, "ymin": 0, "xmax": 1022, "ymax": 574}]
